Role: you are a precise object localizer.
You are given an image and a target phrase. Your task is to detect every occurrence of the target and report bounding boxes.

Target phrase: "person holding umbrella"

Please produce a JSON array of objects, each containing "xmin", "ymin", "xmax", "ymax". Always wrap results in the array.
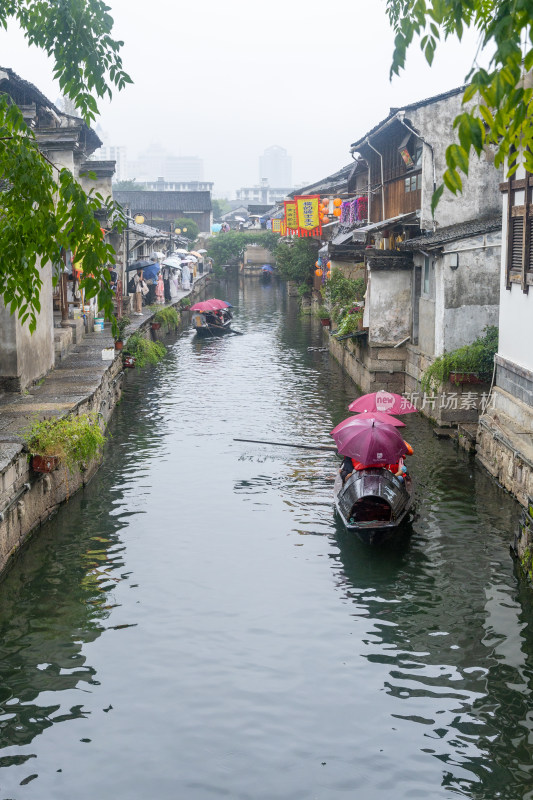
[
  {"xmin": 129, "ymin": 268, "xmax": 148, "ymax": 315},
  {"xmin": 333, "ymin": 418, "xmax": 413, "ymax": 483}
]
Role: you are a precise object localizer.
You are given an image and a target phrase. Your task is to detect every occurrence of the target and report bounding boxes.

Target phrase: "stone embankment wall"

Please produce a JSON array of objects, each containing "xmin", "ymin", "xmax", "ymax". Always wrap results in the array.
[
  {"xmin": 0, "ymin": 278, "xmax": 207, "ymax": 579},
  {"xmin": 0, "ymin": 357, "xmax": 123, "ymax": 575},
  {"xmin": 328, "ymin": 336, "xmax": 406, "ymax": 395}
]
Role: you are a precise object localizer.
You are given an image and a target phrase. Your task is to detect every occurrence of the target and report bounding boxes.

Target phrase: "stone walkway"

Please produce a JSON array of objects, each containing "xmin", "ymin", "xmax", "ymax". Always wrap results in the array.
[{"xmin": 0, "ymin": 278, "xmax": 205, "ymax": 474}]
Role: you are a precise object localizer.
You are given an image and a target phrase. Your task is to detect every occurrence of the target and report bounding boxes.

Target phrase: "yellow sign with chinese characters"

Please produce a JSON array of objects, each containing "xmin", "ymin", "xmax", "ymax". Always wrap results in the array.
[
  {"xmin": 284, "ymin": 201, "xmax": 298, "ymax": 231},
  {"xmin": 295, "ymin": 195, "xmax": 320, "ymax": 231}
]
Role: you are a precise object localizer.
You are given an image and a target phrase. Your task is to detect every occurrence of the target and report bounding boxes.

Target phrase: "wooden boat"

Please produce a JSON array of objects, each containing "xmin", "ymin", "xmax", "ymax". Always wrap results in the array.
[
  {"xmin": 334, "ymin": 467, "xmax": 413, "ymax": 544},
  {"xmin": 191, "ymin": 311, "xmax": 232, "ymax": 337}
]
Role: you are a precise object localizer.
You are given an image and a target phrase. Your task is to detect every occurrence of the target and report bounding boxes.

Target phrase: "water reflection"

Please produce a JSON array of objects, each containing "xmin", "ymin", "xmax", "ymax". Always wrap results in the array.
[{"xmin": 0, "ymin": 278, "xmax": 528, "ymax": 799}]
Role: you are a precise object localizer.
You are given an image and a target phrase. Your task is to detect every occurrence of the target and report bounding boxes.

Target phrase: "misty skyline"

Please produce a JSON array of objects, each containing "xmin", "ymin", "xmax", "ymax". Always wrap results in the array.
[{"xmin": 0, "ymin": 0, "xmax": 490, "ymax": 197}]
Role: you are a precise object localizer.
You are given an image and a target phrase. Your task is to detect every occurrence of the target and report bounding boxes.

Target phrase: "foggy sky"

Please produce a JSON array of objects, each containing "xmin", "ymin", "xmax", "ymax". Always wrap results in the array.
[{"xmin": 0, "ymin": 0, "xmax": 489, "ymax": 197}]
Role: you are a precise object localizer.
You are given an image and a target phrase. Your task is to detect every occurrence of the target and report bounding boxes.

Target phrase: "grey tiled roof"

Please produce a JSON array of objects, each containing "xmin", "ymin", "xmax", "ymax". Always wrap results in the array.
[
  {"xmin": 350, "ymin": 86, "xmax": 465, "ymax": 150},
  {"xmin": 400, "ymin": 216, "xmax": 502, "ymax": 250},
  {"xmin": 287, "ymin": 164, "xmax": 354, "ymax": 198},
  {"xmin": 114, "ymin": 191, "xmax": 212, "ymax": 212},
  {"xmin": 248, "ymin": 204, "xmax": 275, "ymax": 215}
]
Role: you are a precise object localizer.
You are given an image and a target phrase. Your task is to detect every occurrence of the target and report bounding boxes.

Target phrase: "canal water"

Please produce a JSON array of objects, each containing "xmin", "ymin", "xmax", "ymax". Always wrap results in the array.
[{"xmin": 0, "ymin": 279, "xmax": 529, "ymax": 800}]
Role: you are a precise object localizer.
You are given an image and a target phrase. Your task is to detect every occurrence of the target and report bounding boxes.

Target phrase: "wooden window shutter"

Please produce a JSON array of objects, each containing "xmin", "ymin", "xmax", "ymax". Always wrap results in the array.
[
  {"xmin": 511, "ymin": 216, "xmax": 524, "ymax": 271},
  {"xmin": 529, "ymin": 216, "xmax": 533, "ymax": 272},
  {"xmin": 505, "ymin": 169, "xmax": 531, "ymax": 292}
]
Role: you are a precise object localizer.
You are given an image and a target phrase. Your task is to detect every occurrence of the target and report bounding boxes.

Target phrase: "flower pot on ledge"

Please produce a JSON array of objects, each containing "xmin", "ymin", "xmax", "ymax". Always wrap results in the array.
[
  {"xmin": 114, "ymin": 340, "xmax": 124, "ymax": 351},
  {"xmin": 151, "ymin": 322, "xmax": 161, "ymax": 330},
  {"xmin": 319, "ymin": 317, "xmax": 331, "ymax": 328},
  {"xmin": 32, "ymin": 454, "xmax": 60, "ymax": 473},
  {"xmin": 449, "ymin": 372, "xmax": 483, "ymax": 385}
]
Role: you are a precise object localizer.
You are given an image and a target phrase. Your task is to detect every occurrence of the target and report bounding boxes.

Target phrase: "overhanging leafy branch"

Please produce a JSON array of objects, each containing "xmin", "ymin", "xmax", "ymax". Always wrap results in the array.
[
  {"xmin": 386, "ymin": 0, "xmax": 533, "ymax": 212},
  {"xmin": 0, "ymin": 96, "xmax": 126, "ymax": 332}
]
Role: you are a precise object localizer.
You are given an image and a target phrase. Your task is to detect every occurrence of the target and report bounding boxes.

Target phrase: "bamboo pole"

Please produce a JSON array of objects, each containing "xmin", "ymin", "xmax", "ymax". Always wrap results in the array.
[{"xmin": 233, "ymin": 438, "xmax": 338, "ymax": 452}]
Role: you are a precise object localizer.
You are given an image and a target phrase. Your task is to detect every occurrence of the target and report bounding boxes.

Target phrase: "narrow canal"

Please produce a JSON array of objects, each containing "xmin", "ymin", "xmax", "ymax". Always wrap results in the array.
[{"xmin": 0, "ymin": 279, "xmax": 530, "ymax": 800}]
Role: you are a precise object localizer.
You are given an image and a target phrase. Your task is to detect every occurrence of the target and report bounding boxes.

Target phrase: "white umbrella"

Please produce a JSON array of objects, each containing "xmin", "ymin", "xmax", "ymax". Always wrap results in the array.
[
  {"xmin": 173, "ymin": 248, "xmax": 189, "ymax": 255},
  {"xmin": 184, "ymin": 256, "xmax": 198, "ymax": 262},
  {"xmin": 197, "ymin": 249, "xmax": 207, "ymax": 254},
  {"xmin": 234, "ymin": 216, "xmax": 246, "ymax": 222},
  {"xmin": 162, "ymin": 256, "xmax": 183, "ymax": 269}
]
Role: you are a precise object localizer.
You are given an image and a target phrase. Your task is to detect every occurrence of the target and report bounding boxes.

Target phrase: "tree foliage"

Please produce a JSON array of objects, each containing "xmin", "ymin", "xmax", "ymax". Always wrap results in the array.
[
  {"xmin": 212, "ymin": 198, "xmax": 231, "ymax": 220},
  {"xmin": 2, "ymin": 0, "xmax": 132, "ymax": 125},
  {"xmin": 206, "ymin": 231, "xmax": 280, "ymax": 268},
  {"xmin": 275, "ymin": 238, "xmax": 318, "ymax": 285},
  {"xmin": 0, "ymin": 0, "xmax": 132, "ymax": 332},
  {"xmin": 386, "ymin": 0, "xmax": 533, "ymax": 210},
  {"xmin": 176, "ymin": 217, "xmax": 199, "ymax": 242},
  {"xmin": 113, "ymin": 179, "xmax": 144, "ymax": 191}
]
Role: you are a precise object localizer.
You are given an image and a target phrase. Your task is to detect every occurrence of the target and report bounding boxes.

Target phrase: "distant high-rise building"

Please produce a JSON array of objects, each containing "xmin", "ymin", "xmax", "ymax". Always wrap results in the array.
[
  {"xmin": 259, "ymin": 145, "xmax": 292, "ymax": 187},
  {"xmin": 166, "ymin": 156, "xmax": 204, "ymax": 182},
  {"xmin": 90, "ymin": 143, "xmax": 128, "ymax": 182},
  {"xmin": 128, "ymin": 144, "xmax": 204, "ymax": 183}
]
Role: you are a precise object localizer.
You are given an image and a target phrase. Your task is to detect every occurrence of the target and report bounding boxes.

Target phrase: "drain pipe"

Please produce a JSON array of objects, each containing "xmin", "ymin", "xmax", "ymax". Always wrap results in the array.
[
  {"xmin": 351, "ymin": 152, "xmax": 371, "ymax": 222},
  {"xmin": 365, "ymin": 137, "xmax": 385, "ymax": 221}
]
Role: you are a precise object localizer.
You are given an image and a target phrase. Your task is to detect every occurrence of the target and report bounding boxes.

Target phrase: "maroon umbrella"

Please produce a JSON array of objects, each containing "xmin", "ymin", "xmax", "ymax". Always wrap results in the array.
[
  {"xmin": 331, "ymin": 411, "xmax": 405, "ymax": 436},
  {"xmin": 331, "ymin": 419, "xmax": 407, "ymax": 465},
  {"xmin": 190, "ymin": 299, "xmax": 230, "ymax": 312},
  {"xmin": 348, "ymin": 391, "xmax": 417, "ymax": 415}
]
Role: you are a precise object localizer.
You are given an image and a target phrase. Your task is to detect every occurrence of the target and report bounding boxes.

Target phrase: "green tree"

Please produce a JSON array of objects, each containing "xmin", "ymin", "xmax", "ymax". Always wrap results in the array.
[
  {"xmin": 212, "ymin": 198, "xmax": 231, "ymax": 220},
  {"xmin": 386, "ymin": 0, "xmax": 533, "ymax": 210},
  {"xmin": 0, "ymin": 0, "xmax": 132, "ymax": 332},
  {"xmin": 176, "ymin": 217, "xmax": 199, "ymax": 242},
  {"xmin": 207, "ymin": 231, "xmax": 280, "ymax": 268},
  {"xmin": 113, "ymin": 179, "xmax": 144, "ymax": 191},
  {"xmin": 275, "ymin": 238, "xmax": 318, "ymax": 285}
]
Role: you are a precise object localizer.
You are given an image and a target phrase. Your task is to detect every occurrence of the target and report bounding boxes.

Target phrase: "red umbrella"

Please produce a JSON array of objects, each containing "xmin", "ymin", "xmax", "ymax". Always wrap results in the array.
[
  {"xmin": 348, "ymin": 391, "xmax": 417, "ymax": 415},
  {"xmin": 190, "ymin": 299, "xmax": 230, "ymax": 312},
  {"xmin": 331, "ymin": 411, "xmax": 405, "ymax": 436},
  {"xmin": 331, "ymin": 419, "xmax": 407, "ymax": 465}
]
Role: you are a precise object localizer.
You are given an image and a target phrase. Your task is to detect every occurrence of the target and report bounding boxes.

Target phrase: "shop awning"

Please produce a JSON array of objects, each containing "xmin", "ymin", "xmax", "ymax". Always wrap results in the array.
[
  {"xmin": 352, "ymin": 212, "xmax": 418, "ymax": 239},
  {"xmin": 331, "ymin": 229, "xmax": 356, "ymax": 246}
]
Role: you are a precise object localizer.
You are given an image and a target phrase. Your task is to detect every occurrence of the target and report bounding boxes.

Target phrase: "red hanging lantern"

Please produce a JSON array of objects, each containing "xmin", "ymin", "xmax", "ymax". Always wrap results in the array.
[
  {"xmin": 327, "ymin": 261, "xmax": 331, "ymax": 269},
  {"xmin": 333, "ymin": 198, "xmax": 342, "ymax": 207},
  {"xmin": 333, "ymin": 208, "xmax": 341, "ymax": 217},
  {"xmin": 326, "ymin": 270, "xmax": 331, "ymax": 279},
  {"xmin": 315, "ymin": 268, "xmax": 323, "ymax": 277}
]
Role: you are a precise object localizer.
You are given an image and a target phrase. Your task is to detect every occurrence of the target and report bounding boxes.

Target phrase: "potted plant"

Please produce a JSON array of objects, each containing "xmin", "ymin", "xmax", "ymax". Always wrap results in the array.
[
  {"xmin": 25, "ymin": 413, "xmax": 106, "ymax": 473},
  {"xmin": 114, "ymin": 315, "xmax": 131, "ymax": 351},
  {"xmin": 336, "ymin": 309, "xmax": 364, "ymax": 338},
  {"xmin": 316, "ymin": 305, "xmax": 331, "ymax": 327},
  {"xmin": 153, "ymin": 306, "xmax": 179, "ymax": 331},
  {"xmin": 124, "ymin": 332, "xmax": 166, "ymax": 368},
  {"xmin": 421, "ymin": 326, "xmax": 498, "ymax": 392}
]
